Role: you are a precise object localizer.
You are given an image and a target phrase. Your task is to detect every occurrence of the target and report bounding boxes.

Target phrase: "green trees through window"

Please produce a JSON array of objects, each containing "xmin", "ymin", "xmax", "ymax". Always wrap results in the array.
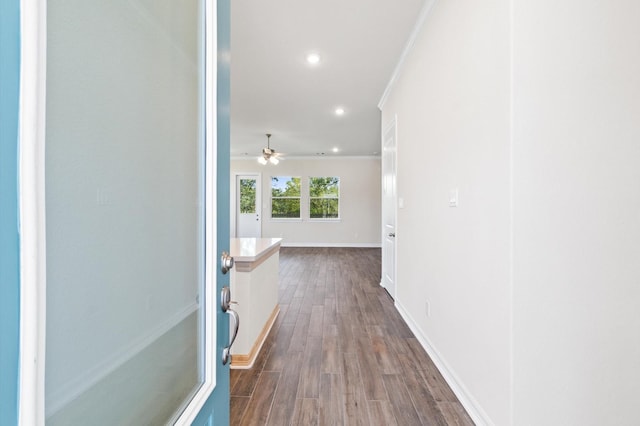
[
  {"xmin": 271, "ymin": 176, "xmax": 301, "ymax": 218},
  {"xmin": 270, "ymin": 176, "xmax": 340, "ymax": 219},
  {"xmin": 239, "ymin": 178, "xmax": 256, "ymax": 213},
  {"xmin": 310, "ymin": 177, "xmax": 339, "ymax": 219}
]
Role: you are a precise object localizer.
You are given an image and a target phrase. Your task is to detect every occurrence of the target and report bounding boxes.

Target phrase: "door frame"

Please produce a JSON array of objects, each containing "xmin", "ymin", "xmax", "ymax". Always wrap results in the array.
[
  {"xmin": 381, "ymin": 116, "xmax": 398, "ymax": 301},
  {"xmin": 18, "ymin": 0, "xmax": 47, "ymax": 421},
  {"xmin": 231, "ymin": 172, "xmax": 262, "ymax": 238},
  {"xmin": 17, "ymin": 0, "xmax": 221, "ymax": 423}
]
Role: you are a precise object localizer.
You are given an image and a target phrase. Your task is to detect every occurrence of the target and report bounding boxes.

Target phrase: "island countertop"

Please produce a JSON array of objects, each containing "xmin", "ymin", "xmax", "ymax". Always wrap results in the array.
[{"xmin": 230, "ymin": 238, "xmax": 283, "ymax": 271}]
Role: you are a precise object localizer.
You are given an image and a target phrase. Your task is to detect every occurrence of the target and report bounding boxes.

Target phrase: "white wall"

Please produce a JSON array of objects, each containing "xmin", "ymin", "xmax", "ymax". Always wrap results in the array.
[
  {"xmin": 381, "ymin": 1, "xmax": 511, "ymax": 424},
  {"xmin": 512, "ymin": 1, "xmax": 640, "ymax": 425},
  {"xmin": 231, "ymin": 157, "xmax": 381, "ymax": 246},
  {"xmin": 382, "ymin": 0, "xmax": 640, "ymax": 425}
]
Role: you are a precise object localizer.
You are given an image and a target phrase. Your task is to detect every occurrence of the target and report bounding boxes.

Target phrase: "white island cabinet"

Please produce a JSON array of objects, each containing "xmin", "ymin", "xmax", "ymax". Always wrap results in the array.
[{"xmin": 229, "ymin": 238, "xmax": 282, "ymax": 368}]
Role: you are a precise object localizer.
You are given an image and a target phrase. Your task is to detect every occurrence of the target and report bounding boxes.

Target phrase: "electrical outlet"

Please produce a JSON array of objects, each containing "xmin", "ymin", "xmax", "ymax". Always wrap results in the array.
[{"xmin": 425, "ymin": 300, "xmax": 431, "ymax": 317}]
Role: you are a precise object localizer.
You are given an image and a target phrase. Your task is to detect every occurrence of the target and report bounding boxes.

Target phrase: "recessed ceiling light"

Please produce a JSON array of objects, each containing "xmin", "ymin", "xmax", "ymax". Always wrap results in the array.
[
  {"xmin": 306, "ymin": 53, "xmax": 320, "ymax": 65},
  {"xmin": 335, "ymin": 107, "xmax": 345, "ymax": 116},
  {"xmin": 332, "ymin": 147, "xmax": 339, "ymax": 153}
]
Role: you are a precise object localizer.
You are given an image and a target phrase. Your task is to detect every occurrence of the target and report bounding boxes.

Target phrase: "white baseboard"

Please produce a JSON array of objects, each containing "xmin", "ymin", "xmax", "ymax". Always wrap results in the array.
[
  {"xmin": 45, "ymin": 302, "xmax": 199, "ymax": 417},
  {"xmin": 231, "ymin": 306, "xmax": 280, "ymax": 370},
  {"xmin": 395, "ymin": 301, "xmax": 494, "ymax": 426},
  {"xmin": 280, "ymin": 242, "xmax": 382, "ymax": 248}
]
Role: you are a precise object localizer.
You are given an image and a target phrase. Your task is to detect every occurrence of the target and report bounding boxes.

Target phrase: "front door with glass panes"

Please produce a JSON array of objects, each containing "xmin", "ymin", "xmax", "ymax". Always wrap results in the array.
[{"xmin": 41, "ymin": 0, "xmax": 231, "ymax": 423}]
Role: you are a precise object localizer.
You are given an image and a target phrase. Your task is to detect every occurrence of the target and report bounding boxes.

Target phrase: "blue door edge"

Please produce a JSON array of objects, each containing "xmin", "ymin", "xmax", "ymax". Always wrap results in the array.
[
  {"xmin": 0, "ymin": 0, "xmax": 22, "ymax": 424},
  {"xmin": 192, "ymin": 0, "xmax": 231, "ymax": 423}
]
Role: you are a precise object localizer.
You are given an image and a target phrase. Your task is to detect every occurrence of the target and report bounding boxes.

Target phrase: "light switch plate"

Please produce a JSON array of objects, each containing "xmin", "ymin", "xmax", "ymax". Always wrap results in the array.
[{"xmin": 449, "ymin": 189, "xmax": 458, "ymax": 207}]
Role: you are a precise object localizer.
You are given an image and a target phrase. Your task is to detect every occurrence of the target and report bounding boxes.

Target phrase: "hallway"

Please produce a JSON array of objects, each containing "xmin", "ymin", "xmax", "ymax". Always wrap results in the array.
[{"xmin": 230, "ymin": 247, "xmax": 474, "ymax": 425}]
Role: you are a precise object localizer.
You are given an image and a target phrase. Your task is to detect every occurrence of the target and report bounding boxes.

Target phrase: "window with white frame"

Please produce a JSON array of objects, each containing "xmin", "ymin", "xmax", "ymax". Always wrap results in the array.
[
  {"xmin": 309, "ymin": 177, "xmax": 340, "ymax": 219},
  {"xmin": 271, "ymin": 176, "xmax": 301, "ymax": 218}
]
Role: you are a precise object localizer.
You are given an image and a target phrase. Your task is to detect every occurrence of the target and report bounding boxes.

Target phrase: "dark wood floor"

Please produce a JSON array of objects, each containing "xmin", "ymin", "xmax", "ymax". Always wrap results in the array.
[{"xmin": 230, "ymin": 247, "xmax": 475, "ymax": 426}]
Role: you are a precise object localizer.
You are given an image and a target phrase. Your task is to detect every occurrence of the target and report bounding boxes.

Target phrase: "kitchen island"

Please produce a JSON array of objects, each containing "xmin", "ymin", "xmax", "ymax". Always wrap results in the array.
[{"xmin": 229, "ymin": 237, "xmax": 282, "ymax": 368}]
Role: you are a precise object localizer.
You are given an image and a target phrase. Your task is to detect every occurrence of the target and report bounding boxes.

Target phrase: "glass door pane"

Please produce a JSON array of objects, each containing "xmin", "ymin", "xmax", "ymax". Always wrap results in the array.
[
  {"xmin": 239, "ymin": 179, "xmax": 256, "ymax": 214},
  {"xmin": 44, "ymin": 0, "xmax": 204, "ymax": 423}
]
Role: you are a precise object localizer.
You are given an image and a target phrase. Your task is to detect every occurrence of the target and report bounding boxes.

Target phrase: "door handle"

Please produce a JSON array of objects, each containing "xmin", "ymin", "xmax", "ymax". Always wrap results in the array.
[
  {"xmin": 222, "ymin": 309, "xmax": 239, "ymax": 365},
  {"xmin": 388, "ymin": 232, "xmax": 396, "ymax": 237},
  {"xmin": 221, "ymin": 286, "xmax": 240, "ymax": 365},
  {"xmin": 221, "ymin": 251, "xmax": 234, "ymax": 274}
]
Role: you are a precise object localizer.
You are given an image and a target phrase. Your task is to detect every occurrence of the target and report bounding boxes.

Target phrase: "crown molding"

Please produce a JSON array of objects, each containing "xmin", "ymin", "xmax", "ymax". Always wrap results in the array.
[
  {"xmin": 231, "ymin": 155, "xmax": 381, "ymax": 161},
  {"xmin": 378, "ymin": 0, "xmax": 437, "ymax": 110}
]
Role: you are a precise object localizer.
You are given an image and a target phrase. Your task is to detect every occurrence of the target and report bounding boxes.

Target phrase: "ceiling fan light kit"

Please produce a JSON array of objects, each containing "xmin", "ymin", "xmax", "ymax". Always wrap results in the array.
[{"xmin": 258, "ymin": 133, "xmax": 280, "ymax": 165}]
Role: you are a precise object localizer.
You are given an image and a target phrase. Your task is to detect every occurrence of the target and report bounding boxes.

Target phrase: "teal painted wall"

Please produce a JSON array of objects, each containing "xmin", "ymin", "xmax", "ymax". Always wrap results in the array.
[{"xmin": 0, "ymin": 0, "xmax": 21, "ymax": 424}]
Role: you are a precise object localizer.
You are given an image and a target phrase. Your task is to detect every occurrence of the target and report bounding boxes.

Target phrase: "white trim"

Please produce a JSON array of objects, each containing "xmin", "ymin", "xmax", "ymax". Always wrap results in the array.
[
  {"xmin": 231, "ymin": 155, "xmax": 381, "ymax": 161},
  {"xmin": 280, "ymin": 242, "xmax": 381, "ymax": 248},
  {"xmin": 378, "ymin": 0, "xmax": 437, "ymax": 110},
  {"xmin": 176, "ymin": 0, "xmax": 217, "ymax": 423},
  {"xmin": 46, "ymin": 303, "xmax": 199, "ymax": 417},
  {"xmin": 395, "ymin": 301, "xmax": 494, "ymax": 426},
  {"xmin": 18, "ymin": 0, "xmax": 47, "ymax": 423},
  {"xmin": 508, "ymin": 0, "xmax": 515, "ymax": 423},
  {"xmin": 229, "ymin": 307, "xmax": 279, "ymax": 370}
]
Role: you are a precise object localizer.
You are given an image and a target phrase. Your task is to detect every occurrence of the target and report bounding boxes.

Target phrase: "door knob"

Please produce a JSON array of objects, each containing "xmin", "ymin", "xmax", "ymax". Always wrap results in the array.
[
  {"xmin": 388, "ymin": 232, "xmax": 396, "ymax": 237},
  {"xmin": 221, "ymin": 251, "xmax": 234, "ymax": 274}
]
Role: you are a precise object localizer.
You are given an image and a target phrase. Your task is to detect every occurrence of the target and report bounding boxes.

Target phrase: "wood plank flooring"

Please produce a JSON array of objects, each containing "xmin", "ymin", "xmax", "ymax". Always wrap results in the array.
[{"xmin": 230, "ymin": 247, "xmax": 475, "ymax": 426}]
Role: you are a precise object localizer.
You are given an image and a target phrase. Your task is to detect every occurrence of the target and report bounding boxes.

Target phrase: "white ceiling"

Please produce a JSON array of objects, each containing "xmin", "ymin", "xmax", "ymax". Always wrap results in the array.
[{"xmin": 230, "ymin": 0, "xmax": 425, "ymax": 158}]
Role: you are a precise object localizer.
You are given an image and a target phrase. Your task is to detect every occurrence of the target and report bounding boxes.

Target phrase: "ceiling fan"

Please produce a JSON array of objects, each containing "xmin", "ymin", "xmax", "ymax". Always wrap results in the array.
[{"xmin": 258, "ymin": 133, "xmax": 281, "ymax": 165}]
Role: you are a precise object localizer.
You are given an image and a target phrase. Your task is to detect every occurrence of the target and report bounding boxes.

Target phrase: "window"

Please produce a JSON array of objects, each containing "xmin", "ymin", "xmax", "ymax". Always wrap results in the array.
[
  {"xmin": 239, "ymin": 178, "xmax": 256, "ymax": 213},
  {"xmin": 271, "ymin": 176, "xmax": 301, "ymax": 218},
  {"xmin": 309, "ymin": 177, "xmax": 340, "ymax": 219}
]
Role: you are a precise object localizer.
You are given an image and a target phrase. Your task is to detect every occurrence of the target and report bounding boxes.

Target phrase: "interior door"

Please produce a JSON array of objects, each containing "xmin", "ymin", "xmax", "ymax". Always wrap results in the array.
[
  {"xmin": 236, "ymin": 174, "xmax": 262, "ymax": 237},
  {"xmin": 41, "ymin": 0, "xmax": 230, "ymax": 423},
  {"xmin": 382, "ymin": 118, "xmax": 397, "ymax": 300}
]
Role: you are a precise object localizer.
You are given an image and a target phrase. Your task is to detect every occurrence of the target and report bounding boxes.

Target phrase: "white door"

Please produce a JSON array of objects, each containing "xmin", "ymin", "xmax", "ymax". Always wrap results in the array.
[
  {"xmin": 382, "ymin": 118, "xmax": 397, "ymax": 299},
  {"xmin": 236, "ymin": 174, "xmax": 262, "ymax": 237}
]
